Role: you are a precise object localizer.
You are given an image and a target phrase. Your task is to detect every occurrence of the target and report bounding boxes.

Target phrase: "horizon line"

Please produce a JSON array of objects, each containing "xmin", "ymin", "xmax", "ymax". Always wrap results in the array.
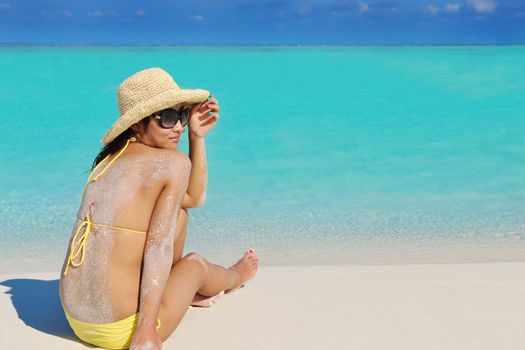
[{"xmin": 1, "ymin": 43, "xmax": 525, "ymax": 48}]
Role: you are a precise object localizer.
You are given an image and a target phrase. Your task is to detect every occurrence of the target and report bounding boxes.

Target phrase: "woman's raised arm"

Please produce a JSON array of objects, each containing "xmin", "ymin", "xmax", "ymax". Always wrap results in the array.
[
  {"xmin": 130, "ymin": 151, "xmax": 192, "ymax": 350},
  {"xmin": 182, "ymin": 95, "xmax": 219, "ymax": 209},
  {"xmin": 183, "ymin": 133, "xmax": 207, "ymax": 208}
]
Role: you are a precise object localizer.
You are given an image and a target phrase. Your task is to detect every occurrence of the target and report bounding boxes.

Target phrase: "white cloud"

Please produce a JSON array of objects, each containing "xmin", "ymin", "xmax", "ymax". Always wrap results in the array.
[
  {"xmin": 424, "ymin": 4, "xmax": 440, "ymax": 15},
  {"xmin": 386, "ymin": 7, "xmax": 399, "ymax": 13},
  {"xmin": 423, "ymin": 3, "xmax": 462, "ymax": 15},
  {"xmin": 189, "ymin": 14, "xmax": 204, "ymax": 22},
  {"xmin": 87, "ymin": 10, "xmax": 118, "ymax": 17},
  {"xmin": 358, "ymin": 2, "xmax": 369, "ymax": 13},
  {"xmin": 135, "ymin": 10, "xmax": 146, "ymax": 17},
  {"xmin": 329, "ymin": 10, "xmax": 353, "ymax": 18},
  {"xmin": 444, "ymin": 3, "xmax": 462, "ymax": 12},
  {"xmin": 298, "ymin": 5, "xmax": 312, "ymax": 16},
  {"xmin": 468, "ymin": 0, "xmax": 497, "ymax": 13},
  {"xmin": 88, "ymin": 10, "xmax": 104, "ymax": 17},
  {"xmin": 40, "ymin": 9, "xmax": 74, "ymax": 19}
]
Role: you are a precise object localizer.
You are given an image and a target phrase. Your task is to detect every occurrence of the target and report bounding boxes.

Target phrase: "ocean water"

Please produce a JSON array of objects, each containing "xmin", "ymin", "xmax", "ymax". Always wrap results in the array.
[{"xmin": 1, "ymin": 46, "xmax": 525, "ymax": 273}]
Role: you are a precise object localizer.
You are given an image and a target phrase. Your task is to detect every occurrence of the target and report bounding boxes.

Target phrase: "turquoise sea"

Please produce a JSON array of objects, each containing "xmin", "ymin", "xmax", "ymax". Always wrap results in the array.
[{"xmin": 1, "ymin": 46, "xmax": 524, "ymax": 273}]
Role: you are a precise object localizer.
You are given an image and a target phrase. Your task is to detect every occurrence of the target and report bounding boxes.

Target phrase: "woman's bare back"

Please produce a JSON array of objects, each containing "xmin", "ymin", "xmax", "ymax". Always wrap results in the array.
[{"xmin": 59, "ymin": 142, "xmax": 189, "ymax": 324}]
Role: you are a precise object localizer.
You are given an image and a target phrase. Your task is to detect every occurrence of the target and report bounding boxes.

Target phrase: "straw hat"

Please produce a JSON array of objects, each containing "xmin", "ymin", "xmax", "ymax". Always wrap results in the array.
[{"xmin": 102, "ymin": 67, "xmax": 210, "ymax": 145}]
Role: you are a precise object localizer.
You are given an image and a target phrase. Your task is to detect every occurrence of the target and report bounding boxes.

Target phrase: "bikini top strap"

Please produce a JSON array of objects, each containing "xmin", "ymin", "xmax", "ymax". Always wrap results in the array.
[{"xmin": 82, "ymin": 137, "xmax": 136, "ymax": 198}]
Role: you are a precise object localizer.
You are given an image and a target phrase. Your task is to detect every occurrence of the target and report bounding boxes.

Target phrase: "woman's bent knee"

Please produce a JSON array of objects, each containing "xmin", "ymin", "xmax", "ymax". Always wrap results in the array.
[
  {"xmin": 182, "ymin": 252, "xmax": 208, "ymax": 272},
  {"xmin": 161, "ymin": 253, "xmax": 207, "ymax": 307}
]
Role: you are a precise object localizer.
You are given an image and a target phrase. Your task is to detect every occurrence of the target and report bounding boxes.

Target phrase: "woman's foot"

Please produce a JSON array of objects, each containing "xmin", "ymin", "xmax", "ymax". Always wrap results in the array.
[
  {"xmin": 190, "ymin": 291, "xmax": 224, "ymax": 308},
  {"xmin": 224, "ymin": 248, "xmax": 259, "ymax": 295}
]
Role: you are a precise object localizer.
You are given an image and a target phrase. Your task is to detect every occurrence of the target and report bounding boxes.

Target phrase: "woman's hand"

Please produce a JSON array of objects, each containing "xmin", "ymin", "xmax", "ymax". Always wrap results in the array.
[
  {"xmin": 188, "ymin": 95, "xmax": 220, "ymax": 138},
  {"xmin": 129, "ymin": 324, "xmax": 162, "ymax": 350}
]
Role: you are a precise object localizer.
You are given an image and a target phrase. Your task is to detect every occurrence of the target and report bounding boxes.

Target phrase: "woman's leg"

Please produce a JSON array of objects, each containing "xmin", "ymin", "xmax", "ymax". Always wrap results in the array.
[
  {"xmin": 171, "ymin": 208, "xmax": 223, "ymax": 307},
  {"xmin": 157, "ymin": 250, "xmax": 258, "ymax": 342}
]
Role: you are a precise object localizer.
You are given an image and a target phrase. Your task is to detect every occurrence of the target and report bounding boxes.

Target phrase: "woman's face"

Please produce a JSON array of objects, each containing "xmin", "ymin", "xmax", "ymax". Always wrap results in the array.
[{"xmin": 132, "ymin": 103, "xmax": 187, "ymax": 150}]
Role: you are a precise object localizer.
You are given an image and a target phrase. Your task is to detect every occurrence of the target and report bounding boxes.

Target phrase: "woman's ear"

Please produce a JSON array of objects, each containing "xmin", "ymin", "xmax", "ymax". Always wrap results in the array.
[{"xmin": 130, "ymin": 122, "xmax": 140, "ymax": 133}]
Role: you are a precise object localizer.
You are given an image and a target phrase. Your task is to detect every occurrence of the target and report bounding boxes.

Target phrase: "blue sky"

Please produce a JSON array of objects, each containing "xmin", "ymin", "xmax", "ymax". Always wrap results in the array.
[{"xmin": 0, "ymin": 0, "xmax": 524, "ymax": 45}]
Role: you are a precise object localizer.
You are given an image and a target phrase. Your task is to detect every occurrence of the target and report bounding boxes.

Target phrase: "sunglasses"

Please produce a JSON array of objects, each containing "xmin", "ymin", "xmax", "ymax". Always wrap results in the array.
[{"xmin": 152, "ymin": 107, "xmax": 190, "ymax": 129}]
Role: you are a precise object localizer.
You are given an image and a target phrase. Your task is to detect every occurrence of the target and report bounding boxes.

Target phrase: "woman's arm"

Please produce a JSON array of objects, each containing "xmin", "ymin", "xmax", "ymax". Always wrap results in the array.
[
  {"xmin": 130, "ymin": 152, "xmax": 191, "ymax": 350},
  {"xmin": 182, "ymin": 95, "xmax": 219, "ymax": 209},
  {"xmin": 182, "ymin": 133, "xmax": 207, "ymax": 208}
]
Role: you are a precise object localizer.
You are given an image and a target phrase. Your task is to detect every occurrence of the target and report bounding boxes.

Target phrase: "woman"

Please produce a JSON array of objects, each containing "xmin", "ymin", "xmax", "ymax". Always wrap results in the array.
[{"xmin": 59, "ymin": 67, "xmax": 259, "ymax": 350}]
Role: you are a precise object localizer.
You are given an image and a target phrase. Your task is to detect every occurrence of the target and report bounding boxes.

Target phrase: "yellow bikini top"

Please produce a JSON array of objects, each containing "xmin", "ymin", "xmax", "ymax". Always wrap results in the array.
[{"xmin": 64, "ymin": 137, "xmax": 147, "ymax": 276}]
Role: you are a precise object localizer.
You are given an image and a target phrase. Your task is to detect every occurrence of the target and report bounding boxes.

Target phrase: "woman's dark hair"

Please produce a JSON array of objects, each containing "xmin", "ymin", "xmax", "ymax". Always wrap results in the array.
[{"xmin": 90, "ymin": 116, "xmax": 151, "ymax": 171}]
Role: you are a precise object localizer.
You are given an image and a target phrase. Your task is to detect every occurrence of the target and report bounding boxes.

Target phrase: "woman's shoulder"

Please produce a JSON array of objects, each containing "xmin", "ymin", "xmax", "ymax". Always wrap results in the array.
[{"xmin": 132, "ymin": 147, "xmax": 191, "ymax": 182}]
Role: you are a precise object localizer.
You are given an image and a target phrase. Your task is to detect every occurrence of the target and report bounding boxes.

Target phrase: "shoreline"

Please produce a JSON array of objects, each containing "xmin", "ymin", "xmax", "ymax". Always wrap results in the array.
[
  {"xmin": 2, "ymin": 238, "xmax": 525, "ymax": 274},
  {"xmin": 2, "ymin": 262, "xmax": 524, "ymax": 349}
]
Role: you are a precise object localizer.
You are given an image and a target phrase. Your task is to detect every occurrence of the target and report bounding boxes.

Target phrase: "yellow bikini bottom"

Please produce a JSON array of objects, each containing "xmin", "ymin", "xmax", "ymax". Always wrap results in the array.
[{"xmin": 64, "ymin": 309, "xmax": 161, "ymax": 350}]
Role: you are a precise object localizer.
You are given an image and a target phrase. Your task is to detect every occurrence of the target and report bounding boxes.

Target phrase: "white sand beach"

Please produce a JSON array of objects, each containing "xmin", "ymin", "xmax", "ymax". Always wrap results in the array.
[{"xmin": 1, "ymin": 262, "xmax": 524, "ymax": 350}]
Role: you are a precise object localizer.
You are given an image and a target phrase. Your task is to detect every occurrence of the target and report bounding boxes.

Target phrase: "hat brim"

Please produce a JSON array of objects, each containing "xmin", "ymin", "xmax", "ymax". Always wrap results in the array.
[{"xmin": 102, "ymin": 88, "xmax": 210, "ymax": 145}]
